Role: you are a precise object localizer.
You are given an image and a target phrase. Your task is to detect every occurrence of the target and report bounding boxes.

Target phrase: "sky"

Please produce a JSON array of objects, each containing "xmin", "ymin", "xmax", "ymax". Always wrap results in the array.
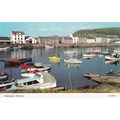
[{"xmin": 0, "ymin": 22, "xmax": 120, "ymax": 37}]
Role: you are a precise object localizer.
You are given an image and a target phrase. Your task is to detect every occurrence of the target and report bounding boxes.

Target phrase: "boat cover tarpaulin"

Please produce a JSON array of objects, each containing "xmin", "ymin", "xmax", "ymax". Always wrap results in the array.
[
  {"xmin": 20, "ymin": 65, "xmax": 31, "ymax": 69},
  {"xmin": 6, "ymin": 58, "xmax": 20, "ymax": 63}
]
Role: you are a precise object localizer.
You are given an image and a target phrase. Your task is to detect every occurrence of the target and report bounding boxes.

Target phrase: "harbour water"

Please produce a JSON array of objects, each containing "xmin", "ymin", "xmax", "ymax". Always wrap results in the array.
[{"xmin": 0, "ymin": 46, "xmax": 120, "ymax": 89}]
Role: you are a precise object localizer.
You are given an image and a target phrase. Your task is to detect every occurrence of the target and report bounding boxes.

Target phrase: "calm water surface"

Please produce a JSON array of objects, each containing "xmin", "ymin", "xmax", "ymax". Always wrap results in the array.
[{"xmin": 0, "ymin": 47, "xmax": 120, "ymax": 89}]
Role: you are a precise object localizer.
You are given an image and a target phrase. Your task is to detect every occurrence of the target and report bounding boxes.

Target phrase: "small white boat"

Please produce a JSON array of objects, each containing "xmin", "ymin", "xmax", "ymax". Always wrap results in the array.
[
  {"xmin": 20, "ymin": 63, "xmax": 51, "ymax": 72},
  {"xmin": 27, "ymin": 66, "xmax": 51, "ymax": 72},
  {"xmin": 101, "ymin": 51, "xmax": 110, "ymax": 55},
  {"xmin": 105, "ymin": 55, "xmax": 118, "ymax": 61},
  {"xmin": 113, "ymin": 50, "xmax": 120, "ymax": 54},
  {"xmin": 45, "ymin": 45, "xmax": 54, "ymax": 49},
  {"xmin": 34, "ymin": 63, "xmax": 51, "ymax": 71},
  {"xmin": 105, "ymin": 59, "xmax": 119, "ymax": 64},
  {"xmin": 64, "ymin": 51, "xmax": 76, "ymax": 54},
  {"xmin": 105, "ymin": 55, "xmax": 119, "ymax": 64},
  {"xmin": 83, "ymin": 54, "xmax": 95, "ymax": 59},
  {"xmin": 64, "ymin": 58, "xmax": 82, "ymax": 64}
]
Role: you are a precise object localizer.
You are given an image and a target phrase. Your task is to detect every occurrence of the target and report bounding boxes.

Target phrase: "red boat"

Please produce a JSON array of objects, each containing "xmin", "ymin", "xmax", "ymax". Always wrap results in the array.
[
  {"xmin": 91, "ymin": 50, "xmax": 100, "ymax": 56},
  {"xmin": 5, "ymin": 58, "xmax": 32, "ymax": 67},
  {"xmin": 20, "ymin": 63, "xmax": 51, "ymax": 72}
]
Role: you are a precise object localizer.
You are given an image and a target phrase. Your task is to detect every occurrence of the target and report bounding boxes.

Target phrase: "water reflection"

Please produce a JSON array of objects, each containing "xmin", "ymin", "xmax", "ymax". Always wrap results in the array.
[
  {"xmin": 64, "ymin": 63, "xmax": 80, "ymax": 68},
  {"xmin": 0, "ymin": 47, "xmax": 120, "ymax": 89}
]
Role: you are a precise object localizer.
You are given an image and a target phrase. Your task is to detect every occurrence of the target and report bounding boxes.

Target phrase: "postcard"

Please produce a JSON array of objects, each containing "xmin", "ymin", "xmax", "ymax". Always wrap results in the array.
[{"xmin": 0, "ymin": 22, "xmax": 120, "ymax": 96}]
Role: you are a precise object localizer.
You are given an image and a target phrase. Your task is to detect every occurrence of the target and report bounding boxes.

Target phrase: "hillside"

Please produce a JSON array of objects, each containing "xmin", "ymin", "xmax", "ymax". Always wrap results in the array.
[{"xmin": 73, "ymin": 27, "xmax": 120, "ymax": 37}]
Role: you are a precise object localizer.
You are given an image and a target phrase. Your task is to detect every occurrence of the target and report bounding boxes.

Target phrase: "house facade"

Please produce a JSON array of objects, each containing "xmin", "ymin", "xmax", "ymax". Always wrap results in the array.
[
  {"xmin": 25, "ymin": 36, "xmax": 37, "ymax": 44},
  {"xmin": 37, "ymin": 35, "xmax": 60, "ymax": 45},
  {"xmin": 77, "ymin": 36, "xmax": 87, "ymax": 44},
  {"xmin": 10, "ymin": 31, "xmax": 25, "ymax": 44},
  {"xmin": 61, "ymin": 36, "xmax": 73, "ymax": 44},
  {"xmin": 86, "ymin": 37, "xmax": 96, "ymax": 43}
]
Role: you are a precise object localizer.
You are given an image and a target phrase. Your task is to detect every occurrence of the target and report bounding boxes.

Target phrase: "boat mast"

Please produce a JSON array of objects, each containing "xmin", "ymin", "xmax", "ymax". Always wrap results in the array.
[{"xmin": 68, "ymin": 67, "xmax": 72, "ymax": 90}]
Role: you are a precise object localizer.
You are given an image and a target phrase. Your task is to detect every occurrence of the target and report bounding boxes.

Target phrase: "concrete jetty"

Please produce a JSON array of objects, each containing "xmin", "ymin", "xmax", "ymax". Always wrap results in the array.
[{"xmin": 91, "ymin": 76, "xmax": 120, "ymax": 86}]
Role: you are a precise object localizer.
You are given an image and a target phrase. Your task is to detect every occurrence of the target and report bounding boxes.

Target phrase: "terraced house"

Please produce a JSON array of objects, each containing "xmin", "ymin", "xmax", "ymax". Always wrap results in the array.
[
  {"xmin": 61, "ymin": 36, "xmax": 73, "ymax": 45},
  {"xmin": 37, "ymin": 35, "xmax": 60, "ymax": 45}
]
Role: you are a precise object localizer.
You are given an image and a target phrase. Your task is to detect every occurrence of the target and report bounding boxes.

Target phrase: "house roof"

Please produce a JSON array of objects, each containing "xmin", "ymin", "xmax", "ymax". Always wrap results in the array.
[
  {"xmin": 25, "ymin": 36, "xmax": 36, "ymax": 40},
  {"xmin": 62, "ymin": 36, "xmax": 73, "ymax": 40},
  {"xmin": 0, "ymin": 37, "xmax": 10, "ymax": 40},
  {"xmin": 87, "ymin": 36, "xmax": 95, "ymax": 39},
  {"xmin": 25, "ymin": 36, "xmax": 31, "ymax": 39},
  {"xmin": 12, "ymin": 31, "xmax": 25, "ymax": 35}
]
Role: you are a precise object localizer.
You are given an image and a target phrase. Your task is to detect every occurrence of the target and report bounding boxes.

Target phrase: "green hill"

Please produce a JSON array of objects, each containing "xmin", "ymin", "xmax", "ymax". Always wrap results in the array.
[{"xmin": 73, "ymin": 27, "xmax": 120, "ymax": 37}]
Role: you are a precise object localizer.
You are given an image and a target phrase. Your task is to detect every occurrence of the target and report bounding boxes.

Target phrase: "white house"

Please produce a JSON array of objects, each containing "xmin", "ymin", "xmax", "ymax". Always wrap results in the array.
[
  {"xmin": 61, "ymin": 36, "xmax": 73, "ymax": 44},
  {"xmin": 25, "ymin": 36, "xmax": 37, "ymax": 44},
  {"xmin": 96, "ymin": 37, "xmax": 102, "ymax": 43},
  {"xmin": 69, "ymin": 34, "xmax": 78, "ymax": 43},
  {"xmin": 73, "ymin": 37, "xmax": 79, "ymax": 44},
  {"xmin": 87, "ymin": 37, "xmax": 96, "ymax": 43},
  {"xmin": 10, "ymin": 31, "xmax": 25, "ymax": 44}
]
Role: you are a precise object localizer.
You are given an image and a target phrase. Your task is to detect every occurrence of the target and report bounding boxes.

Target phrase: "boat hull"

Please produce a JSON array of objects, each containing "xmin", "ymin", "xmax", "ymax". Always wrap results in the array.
[
  {"xmin": 64, "ymin": 59, "xmax": 82, "ymax": 64},
  {"xmin": 49, "ymin": 57, "xmax": 61, "ymax": 61}
]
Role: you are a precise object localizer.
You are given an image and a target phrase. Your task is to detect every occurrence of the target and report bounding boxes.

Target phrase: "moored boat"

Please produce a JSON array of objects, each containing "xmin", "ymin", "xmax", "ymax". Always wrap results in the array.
[
  {"xmin": 5, "ymin": 58, "xmax": 32, "ymax": 67},
  {"xmin": 64, "ymin": 58, "xmax": 82, "ymax": 64},
  {"xmin": 83, "ymin": 54, "xmax": 95, "ymax": 59},
  {"xmin": 83, "ymin": 73, "xmax": 100, "ymax": 78},
  {"xmin": 45, "ymin": 45, "xmax": 54, "ymax": 49},
  {"xmin": 105, "ymin": 55, "xmax": 118, "ymax": 61},
  {"xmin": 101, "ymin": 51, "xmax": 110, "ymax": 55},
  {"xmin": 49, "ymin": 56, "xmax": 61, "ymax": 61},
  {"xmin": 0, "ymin": 72, "xmax": 57, "ymax": 91},
  {"xmin": 20, "ymin": 62, "xmax": 51, "ymax": 72},
  {"xmin": 0, "ymin": 72, "xmax": 9, "ymax": 81},
  {"xmin": 64, "ymin": 50, "xmax": 76, "ymax": 54}
]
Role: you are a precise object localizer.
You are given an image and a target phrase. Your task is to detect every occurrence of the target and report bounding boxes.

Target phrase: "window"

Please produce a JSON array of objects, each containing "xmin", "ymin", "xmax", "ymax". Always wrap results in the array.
[
  {"xmin": 35, "ymin": 74, "xmax": 41, "ymax": 78},
  {"xmin": 0, "ymin": 86, "xmax": 6, "ymax": 90},
  {"xmin": 6, "ymin": 85, "xmax": 12, "ymax": 89},
  {"xmin": 27, "ymin": 81, "xmax": 33, "ymax": 85},
  {"xmin": 32, "ymin": 80, "xmax": 39, "ymax": 84},
  {"xmin": 23, "ymin": 80, "xmax": 39, "ymax": 86}
]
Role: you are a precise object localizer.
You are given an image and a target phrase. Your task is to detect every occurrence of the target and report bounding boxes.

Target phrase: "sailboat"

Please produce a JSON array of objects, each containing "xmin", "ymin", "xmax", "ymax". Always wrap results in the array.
[
  {"xmin": 64, "ymin": 37, "xmax": 82, "ymax": 64},
  {"xmin": 64, "ymin": 57, "xmax": 82, "ymax": 64}
]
